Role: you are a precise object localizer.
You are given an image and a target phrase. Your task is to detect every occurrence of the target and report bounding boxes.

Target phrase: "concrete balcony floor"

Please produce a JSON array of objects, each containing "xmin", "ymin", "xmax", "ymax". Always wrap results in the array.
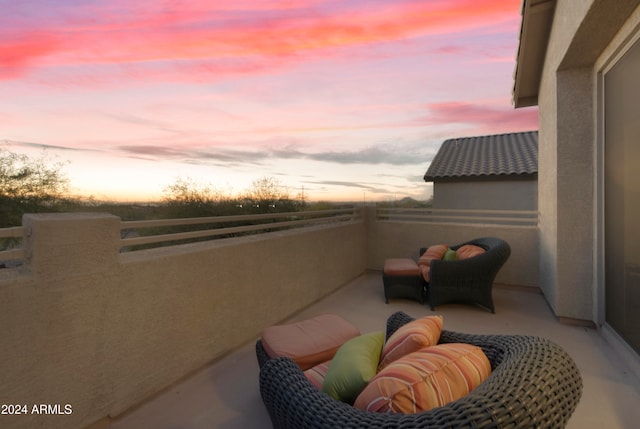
[{"xmin": 99, "ymin": 272, "xmax": 640, "ymax": 429}]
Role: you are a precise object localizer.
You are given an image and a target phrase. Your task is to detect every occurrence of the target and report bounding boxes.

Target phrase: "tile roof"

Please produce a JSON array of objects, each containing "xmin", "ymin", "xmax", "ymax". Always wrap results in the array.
[{"xmin": 423, "ymin": 131, "xmax": 538, "ymax": 182}]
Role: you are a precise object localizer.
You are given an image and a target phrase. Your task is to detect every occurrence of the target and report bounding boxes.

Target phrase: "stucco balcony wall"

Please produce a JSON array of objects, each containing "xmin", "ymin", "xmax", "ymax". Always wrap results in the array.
[{"xmin": 0, "ymin": 213, "xmax": 367, "ymax": 429}]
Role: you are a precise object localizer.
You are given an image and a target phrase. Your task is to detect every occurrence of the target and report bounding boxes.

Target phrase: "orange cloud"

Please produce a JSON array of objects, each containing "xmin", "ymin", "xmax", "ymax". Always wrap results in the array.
[
  {"xmin": 0, "ymin": 0, "xmax": 520, "ymax": 80},
  {"xmin": 140, "ymin": 0, "xmax": 517, "ymax": 58}
]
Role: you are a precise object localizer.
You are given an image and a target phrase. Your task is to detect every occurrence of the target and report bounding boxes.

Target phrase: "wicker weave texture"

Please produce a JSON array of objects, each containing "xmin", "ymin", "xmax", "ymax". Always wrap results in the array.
[
  {"xmin": 382, "ymin": 273, "xmax": 427, "ymax": 304},
  {"xmin": 257, "ymin": 311, "xmax": 582, "ymax": 429},
  {"xmin": 428, "ymin": 237, "xmax": 511, "ymax": 313}
]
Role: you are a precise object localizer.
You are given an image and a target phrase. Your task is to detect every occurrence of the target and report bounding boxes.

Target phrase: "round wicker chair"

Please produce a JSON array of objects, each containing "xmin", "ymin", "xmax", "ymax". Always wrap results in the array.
[{"xmin": 256, "ymin": 311, "xmax": 583, "ymax": 429}]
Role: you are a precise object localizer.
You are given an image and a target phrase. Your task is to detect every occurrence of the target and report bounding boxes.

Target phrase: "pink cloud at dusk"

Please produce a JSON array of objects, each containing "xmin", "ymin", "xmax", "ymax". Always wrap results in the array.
[
  {"xmin": 0, "ymin": 0, "xmax": 536, "ymax": 202},
  {"xmin": 3, "ymin": 0, "xmax": 516, "ymax": 80},
  {"xmin": 424, "ymin": 102, "xmax": 539, "ymax": 134}
]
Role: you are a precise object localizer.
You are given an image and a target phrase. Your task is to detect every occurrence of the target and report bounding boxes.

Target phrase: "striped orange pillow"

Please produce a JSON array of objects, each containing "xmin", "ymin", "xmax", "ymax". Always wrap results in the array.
[
  {"xmin": 304, "ymin": 360, "xmax": 332, "ymax": 390},
  {"xmin": 456, "ymin": 244, "xmax": 486, "ymax": 260},
  {"xmin": 378, "ymin": 315, "xmax": 443, "ymax": 369},
  {"xmin": 419, "ymin": 264, "xmax": 432, "ymax": 282},
  {"xmin": 354, "ymin": 343, "xmax": 491, "ymax": 413},
  {"xmin": 418, "ymin": 244, "xmax": 448, "ymax": 267}
]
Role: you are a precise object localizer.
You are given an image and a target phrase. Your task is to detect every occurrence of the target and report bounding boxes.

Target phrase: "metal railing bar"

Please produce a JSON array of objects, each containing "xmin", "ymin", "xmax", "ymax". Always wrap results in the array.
[
  {"xmin": 0, "ymin": 248, "xmax": 24, "ymax": 260},
  {"xmin": 376, "ymin": 208, "xmax": 538, "ymax": 215},
  {"xmin": 121, "ymin": 209, "xmax": 353, "ymax": 229},
  {"xmin": 0, "ymin": 226, "xmax": 25, "ymax": 239},
  {"xmin": 380, "ymin": 214, "xmax": 537, "ymax": 223},
  {"xmin": 121, "ymin": 214, "xmax": 355, "ymax": 248}
]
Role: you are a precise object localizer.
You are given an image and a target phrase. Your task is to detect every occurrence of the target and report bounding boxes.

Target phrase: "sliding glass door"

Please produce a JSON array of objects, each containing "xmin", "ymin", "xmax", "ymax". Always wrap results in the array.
[{"xmin": 604, "ymin": 37, "xmax": 640, "ymax": 354}]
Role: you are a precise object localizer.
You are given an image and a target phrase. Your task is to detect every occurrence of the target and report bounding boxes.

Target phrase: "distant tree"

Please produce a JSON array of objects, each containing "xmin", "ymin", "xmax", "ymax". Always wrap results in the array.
[
  {"xmin": 240, "ymin": 176, "xmax": 300, "ymax": 213},
  {"xmin": 162, "ymin": 175, "xmax": 306, "ymax": 217},
  {"xmin": 0, "ymin": 148, "xmax": 70, "ymax": 227},
  {"xmin": 161, "ymin": 177, "xmax": 239, "ymax": 217},
  {"xmin": 163, "ymin": 177, "xmax": 215, "ymax": 207},
  {"xmin": 246, "ymin": 176, "xmax": 288, "ymax": 201}
]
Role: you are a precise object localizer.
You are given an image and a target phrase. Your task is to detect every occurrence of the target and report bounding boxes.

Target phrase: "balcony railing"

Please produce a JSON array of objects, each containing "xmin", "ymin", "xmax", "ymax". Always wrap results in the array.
[
  {"xmin": 0, "ymin": 226, "xmax": 25, "ymax": 263},
  {"xmin": 120, "ymin": 208, "xmax": 358, "ymax": 251},
  {"xmin": 0, "ymin": 208, "xmax": 359, "ymax": 264},
  {"xmin": 376, "ymin": 207, "xmax": 538, "ymax": 227},
  {"xmin": 1, "ymin": 207, "xmax": 538, "ymax": 266}
]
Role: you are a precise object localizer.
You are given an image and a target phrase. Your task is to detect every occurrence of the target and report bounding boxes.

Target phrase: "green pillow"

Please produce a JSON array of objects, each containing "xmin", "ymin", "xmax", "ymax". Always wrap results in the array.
[
  {"xmin": 443, "ymin": 248, "xmax": 458, "ymax": 261},
  {"xmin": 322, "ymin": 331, "xmax": 384, "ymax": 404}
]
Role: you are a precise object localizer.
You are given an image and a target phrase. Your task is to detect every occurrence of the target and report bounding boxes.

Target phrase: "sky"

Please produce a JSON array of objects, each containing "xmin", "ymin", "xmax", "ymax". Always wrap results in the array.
[{"xmin": 0, "ymin": 0, "xmax": 537, "ymax": 203}]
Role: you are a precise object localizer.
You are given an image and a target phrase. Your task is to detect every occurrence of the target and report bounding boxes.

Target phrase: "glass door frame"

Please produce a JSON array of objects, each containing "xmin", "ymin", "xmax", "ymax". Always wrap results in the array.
[{"xmin": 596, "ymin": 27, "xmax": 640, "ymax": 352}]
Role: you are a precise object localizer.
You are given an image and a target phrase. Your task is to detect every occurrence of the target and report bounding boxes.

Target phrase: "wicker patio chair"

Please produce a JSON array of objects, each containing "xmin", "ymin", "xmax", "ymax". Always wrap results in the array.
[
  {"xmin": 426, "ymin": 237, "xmax": 511, "ymax": 313},
  {"xmin": 256, "ymin": 311, "xmax": 582, "ymax": 429}
]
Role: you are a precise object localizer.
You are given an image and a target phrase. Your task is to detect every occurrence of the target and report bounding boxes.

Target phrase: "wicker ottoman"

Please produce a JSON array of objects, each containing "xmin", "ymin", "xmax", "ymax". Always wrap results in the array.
[{"xmin": 383, "ymin": 258, "xmax": 427, "ymax": 304}]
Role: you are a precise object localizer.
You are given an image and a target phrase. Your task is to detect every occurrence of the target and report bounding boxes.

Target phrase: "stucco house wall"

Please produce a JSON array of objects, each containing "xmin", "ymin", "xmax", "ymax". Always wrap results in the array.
[
  {"xmin": 425, "ymin": 131, "xmax": 538, "ymax": 212},
  {"xmin": 530, "ymin": 0, "xmax": 640, "ymax": 323},
  {"xmin": 433, "ymin": 179, "xmax": 537, "ymax": 211}
]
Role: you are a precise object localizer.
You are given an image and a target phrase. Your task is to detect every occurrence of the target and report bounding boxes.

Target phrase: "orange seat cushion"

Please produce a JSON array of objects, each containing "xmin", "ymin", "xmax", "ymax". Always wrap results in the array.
[
  {"xmin": 354, "ymin": 343, "xmax": 491, "ymax": 413},
  {"xmin": 384, "ymin": 258, "xmax": 420, "ymax": 276},
  {"xmin": 456, "ymin": 244, "xmax": 486, "ymax": 260},
  {"xmin": 261, "ymin": 314, "xmax": 360, "ymax": 370}
]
